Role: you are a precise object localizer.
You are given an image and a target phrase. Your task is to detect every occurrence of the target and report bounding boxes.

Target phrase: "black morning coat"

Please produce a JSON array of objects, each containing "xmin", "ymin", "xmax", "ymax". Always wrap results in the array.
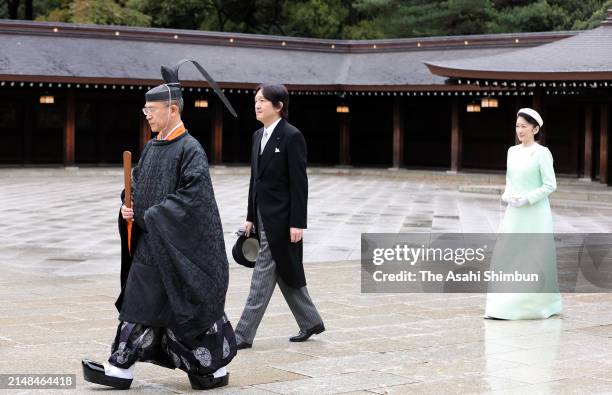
[{"xmin": 247, "ymin": 118, "xmax": 308, "ymax": 288}]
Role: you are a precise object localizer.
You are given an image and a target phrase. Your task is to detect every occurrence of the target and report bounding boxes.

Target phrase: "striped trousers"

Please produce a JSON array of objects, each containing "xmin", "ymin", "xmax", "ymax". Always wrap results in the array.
[{"xmin": 234, "ymin": 209, "xmax": 323, "ymax": 344}]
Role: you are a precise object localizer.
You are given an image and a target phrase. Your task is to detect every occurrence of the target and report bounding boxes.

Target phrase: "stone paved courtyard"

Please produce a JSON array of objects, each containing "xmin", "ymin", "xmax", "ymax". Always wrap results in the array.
[{"xmin": 1, "ymin": 168, "xmax": 612, "ymax": 394}]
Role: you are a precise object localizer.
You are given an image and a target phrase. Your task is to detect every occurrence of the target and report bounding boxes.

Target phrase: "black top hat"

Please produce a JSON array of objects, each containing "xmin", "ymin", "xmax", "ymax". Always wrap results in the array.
[{"xmin": 232, "ymin": 228, "xmax": 259, "ymax": 268}]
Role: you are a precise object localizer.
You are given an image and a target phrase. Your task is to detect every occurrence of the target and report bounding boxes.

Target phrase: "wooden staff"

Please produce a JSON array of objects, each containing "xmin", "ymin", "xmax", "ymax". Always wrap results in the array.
[
  {"xmin": 123, "ymin": 151, "xmax": 133, "ymax": 254},
  {"xmin": 123, "ymin": 151, "xmax": 132, "ymax": 208}
]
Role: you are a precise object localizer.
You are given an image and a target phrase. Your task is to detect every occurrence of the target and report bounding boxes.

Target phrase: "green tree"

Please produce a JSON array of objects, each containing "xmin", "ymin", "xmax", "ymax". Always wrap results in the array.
[
  {"xmin": 36, "ymin": 0, "xmax": 151, "ymax": 26},
  {"xmin": 3, "ymin": 0, "xmax": 33, "ymax": 19},
  {"xmin": 205, "ymin": 0, "xmax": 289, "ymax": 35},
  {"xmin": 488, "ymin": 0, "xmax": 570, "ymax": 33},
  {"xmin": 447, "ymin": 0, "xmax": 495, "ymax": 34},
  {"xmin": 131, "ymin": 0, "xmax": 213, "ymax": 30},
  {"xmin": 372, "ymin": 0, "xmax": 495, "ymax": 38},
  {"xmin": 339, "ymin": 0, "xmax": 389, "ymax": 38},
  {"xmin": 353, "ymin": 0, "xmax": 443, "ymax": 38},
  {"xmin": 283, "ymin": 0, "xmax": 347, "ymax": 38},
  {"xmin": 8, "ymin": 0, "xmax": 611, "ymax": 38},
  {"xmin": 571, "ymin": 0, "xmax": 612, "ymax": 29}
]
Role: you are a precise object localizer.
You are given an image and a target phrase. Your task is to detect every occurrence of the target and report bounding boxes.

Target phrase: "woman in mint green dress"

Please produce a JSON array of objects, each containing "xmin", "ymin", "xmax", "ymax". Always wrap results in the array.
[{"xmin": 485, "ymin": 108, "xmax": 562, "ymax": 320}]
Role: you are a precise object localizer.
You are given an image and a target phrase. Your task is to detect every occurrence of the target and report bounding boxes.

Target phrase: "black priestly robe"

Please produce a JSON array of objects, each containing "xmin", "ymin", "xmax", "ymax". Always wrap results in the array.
[{"xmin": 115, "ymin": 131, "xmax": 229, "ymax": 341}]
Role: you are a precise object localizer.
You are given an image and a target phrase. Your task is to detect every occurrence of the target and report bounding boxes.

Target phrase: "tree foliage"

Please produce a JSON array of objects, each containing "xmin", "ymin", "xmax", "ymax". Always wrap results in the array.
[
  {"xmin": 3, "ymin": 0, "xmax": 611, "ymax": 38},
  {"xmin": 34, "ymin": 0, "xmax": 150, "ymax": 25}
]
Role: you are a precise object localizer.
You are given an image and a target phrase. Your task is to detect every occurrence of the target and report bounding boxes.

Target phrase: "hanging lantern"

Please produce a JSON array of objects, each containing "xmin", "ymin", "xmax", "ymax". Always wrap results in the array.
[
  {"xmin": 194, "ymin": 99, "xmax": 208, "ymax": 108},
  {"xmin": 39, "ymin": 95, "xmax": 55, "ymax": 104},
  {"xmin": 466, "ymin": 102, "xmax": 481, "ymax": 113},
  {"xmin": 481, "ymin": 97, "xmax": 499, "ymax": 108},
  {"xmin": 336, "ymin": 105, "xmax": 349, "ymax": 113}
]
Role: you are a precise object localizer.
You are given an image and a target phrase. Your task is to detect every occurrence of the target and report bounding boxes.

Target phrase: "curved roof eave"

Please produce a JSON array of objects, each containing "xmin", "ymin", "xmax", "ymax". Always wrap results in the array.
[
  {"xmin": 425, "ymin": 63, "xmax": 612, "ymax": 81},
  {"xmin": 425, "ymin": 22, "xmax": 612, "ymax": 81}
]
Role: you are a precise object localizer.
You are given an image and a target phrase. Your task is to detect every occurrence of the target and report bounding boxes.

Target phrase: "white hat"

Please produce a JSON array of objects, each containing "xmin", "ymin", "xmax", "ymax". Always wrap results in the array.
[{"xmin": 517, "ymin": 108, "xmax": 543, "ymax": 127}]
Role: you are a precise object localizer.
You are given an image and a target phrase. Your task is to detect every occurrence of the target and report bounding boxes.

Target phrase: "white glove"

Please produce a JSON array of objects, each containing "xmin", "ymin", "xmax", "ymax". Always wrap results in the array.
[
  {"xmin": 509, "ymin": 196, "xmax": 529, "ymax": 208},
  {"xmin": 501, "ymin": 194, "xmax": 511, "ymax": 204}
]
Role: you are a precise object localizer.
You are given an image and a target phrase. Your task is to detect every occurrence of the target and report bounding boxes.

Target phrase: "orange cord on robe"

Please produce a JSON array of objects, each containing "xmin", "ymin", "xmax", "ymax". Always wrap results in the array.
[{"xmin": 126, "ymin": 124, "xmax": 187, "ymax": 255}]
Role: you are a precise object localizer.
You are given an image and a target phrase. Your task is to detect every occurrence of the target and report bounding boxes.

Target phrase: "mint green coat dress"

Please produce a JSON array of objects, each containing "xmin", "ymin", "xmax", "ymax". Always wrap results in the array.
[{"xmin": 485, "ymin": 143, "xmax": 563, "ymax": 320}]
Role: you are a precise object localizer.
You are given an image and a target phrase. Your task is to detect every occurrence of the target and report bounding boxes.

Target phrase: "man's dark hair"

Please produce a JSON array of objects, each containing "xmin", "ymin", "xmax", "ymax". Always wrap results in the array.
[{"xmin": 257, "ymin": 83, "xmax": 289, "ymax": 118}]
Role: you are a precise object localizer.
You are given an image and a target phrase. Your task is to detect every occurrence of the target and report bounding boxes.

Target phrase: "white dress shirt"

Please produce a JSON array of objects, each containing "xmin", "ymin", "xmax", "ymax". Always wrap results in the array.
[{"xmin": 260, "ymin": 117, "xmax": 282, "ymax": 154}]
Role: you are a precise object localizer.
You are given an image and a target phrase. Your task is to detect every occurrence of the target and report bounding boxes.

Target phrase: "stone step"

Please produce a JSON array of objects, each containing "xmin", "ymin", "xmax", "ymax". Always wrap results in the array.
[{"xmin": 459, "ymin": 184, "xmax": 612, "ymax": 204}]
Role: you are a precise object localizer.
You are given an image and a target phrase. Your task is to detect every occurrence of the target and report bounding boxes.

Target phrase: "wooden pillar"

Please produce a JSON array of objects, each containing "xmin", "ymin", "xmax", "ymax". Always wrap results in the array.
[
  {"xmin": 392, "ymin": 96, "xmax": 404, "ymax": 168},
  {"xmin": 450, "ymin": 98, "xmax": 462, "ymax": 172},
  {"xmin": 515, "ymin": 96, "xmax": 522, "ymax": 145},
  {"xmin": 63, "ymin": 90, "xmax": 76, "ymax": 166},
  {"xmin": 339, "ymin": 114, "xmax": 350, "ymax": 166},
  {"xmin": 583, "ymin": 104, "xmax": 593, "ymax": 180},
  {"xmin": 23, "ymin": 97, "xmax": 34, "ymax": 164},
  {"xmin": 139, "ymin": 114, "xmax": 151, "ymax": 153},
  {"xmin": 212, "ymin": 102, "xmax": 223, "ymax": 165},
  {"xmin": 600, "ymin": 103, "xmax": 609, "ymax": 184},
  {"xmin": 532, "ymin": 93, "xmax": 543, "ymax": 113},
  {"xmin": 532, "ymin": 92, "xmax": 545, "ymax": 145}
]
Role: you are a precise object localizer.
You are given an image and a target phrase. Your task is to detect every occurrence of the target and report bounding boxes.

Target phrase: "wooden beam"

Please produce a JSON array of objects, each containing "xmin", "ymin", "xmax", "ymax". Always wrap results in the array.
[
  {"xmin": 600, "ymin": 103, "xmax": 609, "ymax": 184},
  {"xmin": 583, "ymin": 104, "xmax": 593, "ymax": 180},
  {"xmin": 212, "ymin": 102, "xmax": 223, "ymax": 165},
  {"xmin": 0, "ymin": 74, "xmax": 548, "ymax": 94},
  {"xmin": 392, "ymin": 97, "xmax": 404, "ymax": 168},
  {"xmin": 63, "ymin": 90, "xmax": 76, "ymax": 166},
  {"xmin": 450, "ymin": 98, "xmax": 462, "ymax": 172},
  {"xmin": 339, "ymin": 114, "xmax": 350, "ymax": 166}
]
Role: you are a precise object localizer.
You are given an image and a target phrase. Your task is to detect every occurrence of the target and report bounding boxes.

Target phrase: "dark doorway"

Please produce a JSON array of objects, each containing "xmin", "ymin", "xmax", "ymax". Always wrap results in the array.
[
  {"xmin": 349, "ymin": 95, "xmax": 393, "ymax": 167},
  {"xmin": 403, "ymin": 96, "xmax": 451, "ymax": 169},
  {"xmin": 75, "ymin": 96, "xmax": 140, "ymax": 164},
  {"xmin": 546, "ymin": 98, "xmax": 581, "ymax": 175},
  {"xmin": 290, "ymin": 95, "xmax": 339, "ymax": 165},
  {"xmin": 462, "ymin": 96, "xmax": 516, "ymax": 171}
]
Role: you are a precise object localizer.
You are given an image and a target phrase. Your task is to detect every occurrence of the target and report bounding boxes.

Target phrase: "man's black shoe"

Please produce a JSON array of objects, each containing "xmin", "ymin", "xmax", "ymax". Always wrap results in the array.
[
  {"xmin": 236, "ymin": 342, "xmax": 252, "ymax": 350},
  {"xmin": 82, "ymin": 359, "xmax": 132, "ymax": 390},
  {"xmin": 289, "ymin": 323, "xmax": 325, "ymax": 342},
  {"xmin": 188, "ymin": 373, "xmax": 229, "ymax": 390}
]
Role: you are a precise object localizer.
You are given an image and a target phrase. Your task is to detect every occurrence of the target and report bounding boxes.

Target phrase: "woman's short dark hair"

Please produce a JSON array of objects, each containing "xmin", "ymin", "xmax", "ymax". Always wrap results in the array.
[
  {"xmin": 517, "ymin": 112, "xmax": 543, "ymax": 140},
  {"xmin": 256, "ymin": 83, "xmax": 289, "ymax": 118}
]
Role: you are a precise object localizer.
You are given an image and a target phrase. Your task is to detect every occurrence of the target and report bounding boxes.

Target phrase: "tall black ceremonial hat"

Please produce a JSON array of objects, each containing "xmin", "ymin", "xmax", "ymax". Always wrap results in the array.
[{"xmin": 145, "ymin": 59, "xmax": 237, "ymax": 117}]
